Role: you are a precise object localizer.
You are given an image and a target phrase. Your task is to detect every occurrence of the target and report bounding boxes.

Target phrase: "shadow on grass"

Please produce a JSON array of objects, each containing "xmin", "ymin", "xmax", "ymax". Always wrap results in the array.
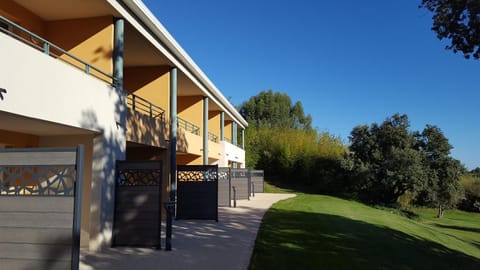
[
  {"xmin": 432, "ymin": 223, "xmax": 480, "ymax": 234},
  {"xmin": 250, "ymin": 208, "xmax": 480, "ymax": 270}
]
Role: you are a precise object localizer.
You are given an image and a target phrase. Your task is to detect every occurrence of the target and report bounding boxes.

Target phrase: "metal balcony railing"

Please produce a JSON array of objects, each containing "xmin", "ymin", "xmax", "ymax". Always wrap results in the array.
[
  {"xmin": 178, "ymin": 117, "xmax": 200, "ymax": 136},
  {"xmin": 127, "ymin": 94, "xmax": 165, "ymax": 121},
  {"xmin": 208, "ymin": 132, "xmax": 218, "ymax": 143},
  {"xmin": 0, "ymin": 16, "xmax": 115, "ymax": 85}
]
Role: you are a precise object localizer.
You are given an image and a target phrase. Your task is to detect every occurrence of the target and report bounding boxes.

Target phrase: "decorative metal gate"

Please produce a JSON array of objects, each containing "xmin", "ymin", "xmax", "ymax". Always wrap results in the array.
[
  {"xmin": 0, "ymin": 146, "xmax": 84, "ymax": 270},
  {"xmin": 112, "ymin": 160, "xmax": 162, "ymax": 248},
  {"xmin": 176, "ymin": 165, "xmax": 218, "ymax": 221}
]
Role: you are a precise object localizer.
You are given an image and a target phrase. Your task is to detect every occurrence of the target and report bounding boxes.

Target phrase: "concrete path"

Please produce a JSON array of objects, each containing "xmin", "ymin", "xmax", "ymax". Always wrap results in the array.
[{"xmin": 80, "ymin": 193, "xmax": 295, "ymax": 270}]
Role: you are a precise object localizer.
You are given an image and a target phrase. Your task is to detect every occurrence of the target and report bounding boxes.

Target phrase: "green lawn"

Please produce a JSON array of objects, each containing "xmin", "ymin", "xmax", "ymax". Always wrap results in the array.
[{"xmin": 249, "ymin": 190, "xmax": 480, "ymax": 270}]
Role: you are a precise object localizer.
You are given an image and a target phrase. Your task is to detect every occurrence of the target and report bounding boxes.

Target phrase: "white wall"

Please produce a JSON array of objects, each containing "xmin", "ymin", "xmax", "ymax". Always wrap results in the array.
[
  {"xmin": 0, "ymin": 33, "xmax": 126, "ymax": 250},
  {"xmin": 220, "ymin": 141, "xmax": 246, "ymax": 168}
]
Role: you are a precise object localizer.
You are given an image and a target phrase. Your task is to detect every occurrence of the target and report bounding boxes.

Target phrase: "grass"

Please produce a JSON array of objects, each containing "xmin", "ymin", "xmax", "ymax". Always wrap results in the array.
[{"xmin": 249, "ymin": 188, "xmax": 480, "ymax": 270}]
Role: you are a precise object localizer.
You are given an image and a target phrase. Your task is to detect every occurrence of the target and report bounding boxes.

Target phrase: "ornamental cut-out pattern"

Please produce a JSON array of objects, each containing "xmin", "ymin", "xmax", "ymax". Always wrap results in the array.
[
  {"xmin": 0, "ymin": 165, "xmax": 76, "ymax": 196},
  {"xmin": 117, "ymin": 169, "xmax": 161, "ymax": 186},
  {"xmin": 218, "ymin": 168, "xmax": 230, "ymax": 181},
  {"xmin": 177, "ymin": 166, "xmax": 218, "ymax": 182}
]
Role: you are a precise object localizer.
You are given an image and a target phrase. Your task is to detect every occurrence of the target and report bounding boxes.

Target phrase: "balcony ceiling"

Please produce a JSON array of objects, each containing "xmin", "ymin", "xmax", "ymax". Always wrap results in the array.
[
  {"xmin": 13, "ymin": 0, "xmax": 117, "ymax": 21},
  {"xmin": 0, "ymin": 112, "xmax": 95, "ymax": 136}
]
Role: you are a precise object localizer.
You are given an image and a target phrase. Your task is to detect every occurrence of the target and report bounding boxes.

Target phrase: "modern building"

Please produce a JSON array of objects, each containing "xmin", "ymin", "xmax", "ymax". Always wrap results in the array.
[{"xmin": 0, "ymin": 0, "xmax": 247, "ymax": 251}]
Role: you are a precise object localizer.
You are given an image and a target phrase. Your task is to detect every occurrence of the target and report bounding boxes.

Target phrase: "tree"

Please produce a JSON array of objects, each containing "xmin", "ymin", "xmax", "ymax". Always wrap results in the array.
[
  {"xmin": 416, "ymin": 125, "xmax": 465, "ymax": 217},
  {"xmin": 239, "ymin": 90, "xmax": 313, "ymax": 131},
  {"xmin": 420, "ymin": 0, "xmax": 480, "ymax": 59},
  {"xmin": 348, "ymin": 114, "xmax": 427, "ymax": 204}
]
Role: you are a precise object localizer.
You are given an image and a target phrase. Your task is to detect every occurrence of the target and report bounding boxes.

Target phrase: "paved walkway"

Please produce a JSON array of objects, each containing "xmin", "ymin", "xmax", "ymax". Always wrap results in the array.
[{"xmin": 80, "ymin": 193, "xmax": 295, "ymax": 270}]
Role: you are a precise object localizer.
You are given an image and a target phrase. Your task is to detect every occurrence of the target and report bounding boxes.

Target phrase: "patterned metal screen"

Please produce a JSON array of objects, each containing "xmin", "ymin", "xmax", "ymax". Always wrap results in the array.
[
  {"xmin": 0, "ymin": 146, "xmax": 84, "ymax": 270},
  {"xmin": 176, "ymin": 165, "xmax": 218, "ymax": 221},
  {"xmin": 0, "ymin": 166, "xmax": 76, "ymax": 196}
]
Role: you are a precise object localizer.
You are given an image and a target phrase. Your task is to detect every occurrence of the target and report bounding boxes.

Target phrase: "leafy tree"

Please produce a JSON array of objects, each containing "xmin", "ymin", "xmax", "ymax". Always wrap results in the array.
[
  {"xmin": 416, "ymin": 125, "xmax": 465, "ymax": 217},
  {"xmin": 420, "ymin": 0, "xmax": 480, "ymax": 59},
  {"xmin": 348, "ymin": 114, "xmax": 427, "ymax": 204},
  {"xmin": 239, "ymin": 90, "xmax": 312, "ymax": 130},
  {"xmin": 459, "ymin": 173, "xmax": 480, "ymax": 212}
]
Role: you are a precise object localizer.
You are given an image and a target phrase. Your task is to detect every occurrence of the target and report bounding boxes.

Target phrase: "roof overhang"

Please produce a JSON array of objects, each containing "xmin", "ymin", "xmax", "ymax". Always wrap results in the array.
[{"xmin": 110, "ymin": 0, "xmax": 248, "ymax": 128}]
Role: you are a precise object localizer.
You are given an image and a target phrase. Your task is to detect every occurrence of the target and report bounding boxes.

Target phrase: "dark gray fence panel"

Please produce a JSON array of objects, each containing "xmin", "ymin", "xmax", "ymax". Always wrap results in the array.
[
  {"xmin": 112, "ymin": 160, "xmax": 162, "ymax": 248},
  {"xmin": 0, "ymin": 146, "xmax": 83, "ymax": 270},
  {"xmin": 250, "ymin": 170, "xmax": 264, "ymax": 193},
  {"xmin": 218, "ymin": 167, "xmax": 230, "ymax": 207},
  {"xmin": 231, "ymin": 168, "xmax": 250, "ymax": 200},
  {"xmin": 176, "ymin": 165, "xmax": 218, "ymax": 221}
]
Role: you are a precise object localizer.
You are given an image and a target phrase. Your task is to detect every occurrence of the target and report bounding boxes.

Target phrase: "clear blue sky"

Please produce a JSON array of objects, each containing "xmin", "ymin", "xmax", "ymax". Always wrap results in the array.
[{"xmin": 143, "ymin": 0, "xmax": 479, "ymax": 170}]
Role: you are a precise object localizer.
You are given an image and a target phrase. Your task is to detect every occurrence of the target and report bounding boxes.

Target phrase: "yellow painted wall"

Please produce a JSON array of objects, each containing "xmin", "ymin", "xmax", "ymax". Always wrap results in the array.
[
  {"xmin": 208, "ymin": 111, "xmax": 220, "ymax": 140},
  {"xmin": 38, "ymin": 134, "xmax": 94, "ymax": 249},
  {"xmin": 125, "ymin": 66, "xmax": 170, "ymax": 119},
  {"xmin": 0, "ymin": 129, "xmax": 39, "ymax": 147},
  {"xmin": 46, "ymin": 16, "xmax": 114, "ymax": 83},
  {"xmin": 0, "ymin": 0, "xmax": 46, "ymax": 36},
  {"xmin": 224, "ymin": 120, "xmax": 233, "ymax": 142},
  {"xmin": 177, "ymin": 95, "xmax": 203, "ymax": 131}
]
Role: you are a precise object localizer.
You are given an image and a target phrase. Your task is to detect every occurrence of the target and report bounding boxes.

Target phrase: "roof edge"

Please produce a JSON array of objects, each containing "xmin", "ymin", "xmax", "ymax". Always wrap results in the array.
[{"xmin": 118, "ymin": 0, "xmax": 248, "ymax": 128}]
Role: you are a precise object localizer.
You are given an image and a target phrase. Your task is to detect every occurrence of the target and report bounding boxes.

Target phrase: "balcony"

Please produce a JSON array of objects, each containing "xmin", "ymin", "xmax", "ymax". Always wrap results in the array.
[
  {"xmin": 126, "ymin": 94, "xmax": 168, "ymax": 148},
  {"xmin": 0, "ymin": 16, "xmax": 119, "ymax": 136},
  {"xmin": 0, "ymin": 16, "xmax": 114, "ymax": 85}
]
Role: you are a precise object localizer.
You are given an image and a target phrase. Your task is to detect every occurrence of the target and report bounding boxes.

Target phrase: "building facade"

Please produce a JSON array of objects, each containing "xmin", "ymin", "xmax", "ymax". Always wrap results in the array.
[{"xmin": 0, "ymin": 0, "xmax": 247, "ymax": 250}]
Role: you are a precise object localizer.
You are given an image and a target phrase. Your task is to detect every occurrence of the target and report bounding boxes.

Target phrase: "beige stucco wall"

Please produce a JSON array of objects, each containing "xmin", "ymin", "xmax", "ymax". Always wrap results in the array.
[{"xmin": 126, "ymin": 108, "xmax": 169, "ymax": 148}]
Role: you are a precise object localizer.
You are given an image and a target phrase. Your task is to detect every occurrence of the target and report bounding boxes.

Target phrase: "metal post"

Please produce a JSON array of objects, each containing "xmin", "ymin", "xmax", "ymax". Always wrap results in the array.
[
  {"xmin": 232, "ymin": 122, "xmax": 237, "ymax": 146},
  {"xmin": 228, "ymin": 168, "xmax": 232, "ymax": 207},
  {"xmin": 43, "ymin": 42, "xmax": 50, "ymax": 55},
  {"xmin": 164, "ymin": 202, "xmax": 174, "ymax": 251},
  {"xmin": 72, "ymin": 145, "xmax": 84, "ymax": 270},
  {"xmin": 252, "ymin": 182, "xmax": 255, "ymax": 197},
  {"xmin": 220, "ymin": 112, "xmax": 225, "ymax": 141},
  {"xmin": 113, "ymin": 18, "xmax": 124, "ymax": 92},
  {"xmin": 232, "ymin": 186, "xmax": 237, "ymax": 208},
  {"xmin": 242, "ymin": 129, "xmax": 245, "ymax": 149},
  {"xmin": 132, "ymin": 95, "xmax": 136, "ymax": 111},
  {"xmin": 169, "ymin": 67, "xmax": 177, "ymax": 205},
  {"xmin": 203, "ymin": 96, "xmax": 209, "ymax": 165}
]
